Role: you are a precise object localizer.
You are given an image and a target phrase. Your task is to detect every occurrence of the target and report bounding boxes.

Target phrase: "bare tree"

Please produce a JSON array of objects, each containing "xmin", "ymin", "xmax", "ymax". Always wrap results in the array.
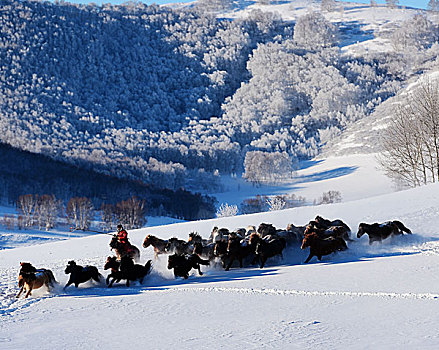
[
  {"xmin": 379, "ymin": 78, "xmax": 439, "ymax": 187},
  {"xmin": 67, "ymin": 197, "xmax": 94, "ymax": 230},
  {"xmin": 115, "ymin": 197, "xmax": 147, "ymax": 229},
  {"xmin": 17, "ymin": 194, "xmax": 37, "ymax": 227},
  {"xmin": 100, "ymin": 203, "xmax": 115, "ymax": 232},
  {"xmin": 428, "ymin": 0, "xmax": 439, "ymax": 12},
  {"xmin": 35, "ymin": 194, "xmax": 61, "ymax": 231}
]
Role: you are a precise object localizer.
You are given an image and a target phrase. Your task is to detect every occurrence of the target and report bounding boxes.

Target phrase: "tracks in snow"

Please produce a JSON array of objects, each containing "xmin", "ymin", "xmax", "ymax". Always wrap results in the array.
[{"xmin": 148, "ymin": 286, "xmax": 439, "ymax": 301}]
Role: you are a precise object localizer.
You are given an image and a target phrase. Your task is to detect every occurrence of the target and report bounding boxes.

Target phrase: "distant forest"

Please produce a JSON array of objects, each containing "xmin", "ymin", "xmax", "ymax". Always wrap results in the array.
[
  {"xmin": 0, "ymin": 0, "xmax": 438, "ymax": 208},
  {"xmin": 0, "ymin": 143, "xmax": 216, "ymax": 220}
]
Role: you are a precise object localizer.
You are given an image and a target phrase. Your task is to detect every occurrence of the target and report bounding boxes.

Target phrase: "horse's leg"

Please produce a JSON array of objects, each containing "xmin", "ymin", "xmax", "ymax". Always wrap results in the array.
[
  {"xmin": 225, "ymin": 256, "xmax": 234, "ymax": 271},
  {"xmin": 126, "ymin": 279, "xmax": 130, "ymax": 287},
  {"xmin": 64, "ymin": 280, "xmax": 73, "ymax": 291},
  {"xmin": 106, "ymin": 275, "xmax": 111, "ymax": 286},
  {"xmin": 304, "ymin": 252, "xmax": 313, "ymax": 263},
  {"xmin": 196, "ymin": 264, "xmax": 203, "ymax": 276},
  {"xmin": 16, "ymin": 285, "xmax": 24, "ymax": 298},
  {"xmin": 108, "ymin": 278, "xmax": 116, "ymax": 288},
  {"xmin": 260, "ymin": 257, "xmax": 267, "ymax": 268},
  {"xmin": 24, "ymin": 287, "xmax": 32, "ymax": 298},
  {"xmin": 239, "ymin": 256, "xmax": 243, "ymax": 268}
]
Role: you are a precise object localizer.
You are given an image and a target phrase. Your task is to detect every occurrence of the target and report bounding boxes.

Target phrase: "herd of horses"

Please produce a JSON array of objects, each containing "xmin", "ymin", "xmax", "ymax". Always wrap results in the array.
[{"xmin": 16, "ymin": 216, "xmax": 412, "ymax": 298}]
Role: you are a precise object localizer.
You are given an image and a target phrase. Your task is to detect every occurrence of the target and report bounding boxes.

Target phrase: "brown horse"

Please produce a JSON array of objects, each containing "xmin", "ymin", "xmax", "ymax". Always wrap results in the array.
[
  {"xmin": 109, "ymin": 235, "xmax": 140, "ymax": 262},
  {"xmin": 357, "ymin": 221, "xmax": 412, "ymax": 244},
  {"xmin": 301, "ymin": 232, "xmax": 348, "ymax": 263},
  {"xmin": 17, "ymin": 270, "xmax": 56, "ymax": 298},
  {"xmin": 143, "ymin": 235, "xmax": 168, "ymax": 259}
]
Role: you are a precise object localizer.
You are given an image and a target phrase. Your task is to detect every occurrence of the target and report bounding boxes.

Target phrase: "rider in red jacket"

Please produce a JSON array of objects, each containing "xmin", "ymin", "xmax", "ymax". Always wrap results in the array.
[{"xmin": 117, "ymin": 224, "xmax": 128, "ymax": 245}]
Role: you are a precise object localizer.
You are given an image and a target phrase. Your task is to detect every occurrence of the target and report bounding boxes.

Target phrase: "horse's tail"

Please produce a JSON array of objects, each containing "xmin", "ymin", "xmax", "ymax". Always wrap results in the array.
[
  {"xmin": 45, "ymin": 270, "xmax": 58, "ymax": 287},
  {"xmin": 393, "ymin": 221, "xmax": 412, "ymax": 234},
  {"xmin": 144, "ymin": 260, "xmax": 153, "ymax": 275}
]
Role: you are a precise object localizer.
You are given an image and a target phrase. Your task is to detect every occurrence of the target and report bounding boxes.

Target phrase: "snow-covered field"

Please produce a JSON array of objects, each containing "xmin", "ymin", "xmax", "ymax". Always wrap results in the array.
[
  {"xmin": 2, "ymin": 1, "xmax": 439, "ymax": 348},
  {"xmin": 2, "ymin": 179, "xmax": 439, "ymax": 349}
]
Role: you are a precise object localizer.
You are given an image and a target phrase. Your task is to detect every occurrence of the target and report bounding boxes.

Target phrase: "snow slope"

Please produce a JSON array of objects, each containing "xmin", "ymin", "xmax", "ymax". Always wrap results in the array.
[{"xmin": 2, "ymin": 183, "xmax": 439, "ymax": 349}]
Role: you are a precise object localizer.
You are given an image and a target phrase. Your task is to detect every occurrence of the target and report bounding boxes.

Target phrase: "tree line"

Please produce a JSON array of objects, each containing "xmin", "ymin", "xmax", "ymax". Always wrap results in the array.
[{"xmin": 15, "ymin": 194, "xmax": 148, "ymax": 232}]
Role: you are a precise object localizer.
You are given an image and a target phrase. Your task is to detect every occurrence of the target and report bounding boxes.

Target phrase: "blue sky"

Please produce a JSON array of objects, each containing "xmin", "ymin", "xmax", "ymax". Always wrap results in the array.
[{"xmin": 62, "ymin": 0, "xmax": 429, "ymax": 9}]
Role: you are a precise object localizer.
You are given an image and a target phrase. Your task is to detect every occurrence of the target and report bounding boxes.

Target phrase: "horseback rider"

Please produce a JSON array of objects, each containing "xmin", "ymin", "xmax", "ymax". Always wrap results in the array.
[{"xmin": 117, "ymin": 224, "xmax": 129, "ymax": 246}]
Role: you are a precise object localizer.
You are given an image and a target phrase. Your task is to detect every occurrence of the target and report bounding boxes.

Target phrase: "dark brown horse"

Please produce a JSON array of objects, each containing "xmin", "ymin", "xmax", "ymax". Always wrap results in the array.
[
  {"xmin": 312, "ymin": 216, "xmax": 353, "ymax": 241},
  {"xmin": 64, "ymin": 260, "xmax": 102, "ymax": 290},
  {"xmin": 109, "ymin": 235, "xmax": 140, "ymax": 262},
  {"xmin": 257, "ymin": 223, "xmax": 278, "ymax": 237},
  {"xmin": 224, "ymin": 235, "xmax": 256, "ymax": 271},
  {"xmin": 193, "ymin": 242, "xmax": 216, "ymax": 261},
  {"xmin": 305, "ymin": 224, "xmax": 351, "ymax": 242},
  {"xmin": 357, "ymin": 221, "xmax": 412, "ymax": 244},
  {"xmin": 167, "ymin": 253, "xmax": 210, "ymax": 279},
  {"xmin": 301, "ymin": 232, "xmax": 347, "ymax": 263},
  {"xmin": 104, "ymin": 256, "xmax": 152, "ymax": 287},
  {"xmin": 255, "ymin": 237, "xmax": 286, "ymax": 268},
  {"xmin": 143, "ymin": 235, "xmax": 168, "ymax": 259},
  {"xmin": 165, "ymin": 237, "xmax": 192, "ymax": 255}
]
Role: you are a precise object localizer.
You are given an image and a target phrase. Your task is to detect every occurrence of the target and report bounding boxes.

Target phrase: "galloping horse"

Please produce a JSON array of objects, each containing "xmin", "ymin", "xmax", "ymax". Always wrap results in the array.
[
  {"xmin": 142, "ymin": 235, "xmax": 168, "ymax": 259},
  {"xmin": 109, "ymin": 235, "xmax": 140, "ymax": 262},
  {"xmin": 357, "ymin": 221, "xmax": 412, "ymax": 244},
  {"xmin": 104, "ymin": 256, "xmax": 152, "ymax": 287},
  {"xmin": 167, "ymin": 253, "xmax": 209, "ymax": 279},
  {"xmin": 64, "ymin": 260, "xmax": 102, "ymax": 290},
  {"xmin": 17, "ymin": 269, "xmax": 57, "ymax": 298},
  {"xmin": 301, "ymin": 232, "xmax": 348, "ymax": 263}
]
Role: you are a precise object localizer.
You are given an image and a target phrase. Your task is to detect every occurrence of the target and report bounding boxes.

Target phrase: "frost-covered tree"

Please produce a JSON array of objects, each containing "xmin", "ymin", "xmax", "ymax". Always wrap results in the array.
[
  {"xmin": 216, "ymin": 203, "xmax": 238, "ymax": 217},
  {"xmin": 293, "ymin": 12, "xmax": 339, "ymax": 48},
  {"xmin": 392, "ymin": 14, "xmax": 438, "ymax": 52},
  {"xmin": 385, "ymin": 0, "xmax": 399, "ymax": 9},
  {"xmin": 267, "ymin": 196, "xmax": 286, "ymax": 211},
  {"xmin": 243, "ymin": 151, "xmax": 294, "ymax": 185}
]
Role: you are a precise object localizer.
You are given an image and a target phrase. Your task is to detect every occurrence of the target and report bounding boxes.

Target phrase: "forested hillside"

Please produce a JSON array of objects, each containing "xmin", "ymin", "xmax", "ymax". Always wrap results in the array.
[{"xmin": 1, "ymin": 0, "xmax": 438, "ymax": 194}]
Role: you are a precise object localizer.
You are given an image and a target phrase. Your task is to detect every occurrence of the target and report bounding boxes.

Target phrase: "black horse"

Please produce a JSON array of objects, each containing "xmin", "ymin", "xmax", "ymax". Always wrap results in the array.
[
  {"xmin": 104, "ymin": 256, "xmax": 152, "ymax": 287},
  {"xmin": 357, "ymin": 221, "xmax": 412, "ymax": 244},
  {"xmin": 255, "ymin": 237, "xmax": 286, "ymax": 268},
  {"xmin": 109, "ymin": 235, "xmax": 140, "ymax": 262},
  {"xmin": 64, "ymin": 260, "xmax": 102, "ymax": 290},
  {"xmin": 167, "ymin": 253, "xmax": 210, "ymax": 279}
]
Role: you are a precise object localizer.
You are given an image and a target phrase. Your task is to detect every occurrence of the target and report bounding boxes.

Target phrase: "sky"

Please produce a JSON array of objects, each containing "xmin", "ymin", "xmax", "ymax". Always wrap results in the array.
[{"xmin": 58, "ymin": 0, "xmax": 430, "ymax": 10}]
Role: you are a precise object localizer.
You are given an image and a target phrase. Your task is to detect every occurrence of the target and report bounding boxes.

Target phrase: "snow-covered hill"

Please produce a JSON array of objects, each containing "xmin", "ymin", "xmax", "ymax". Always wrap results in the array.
[{"xmin": 2, "ymin": 183, "xmax": 439, "ymax": 349}]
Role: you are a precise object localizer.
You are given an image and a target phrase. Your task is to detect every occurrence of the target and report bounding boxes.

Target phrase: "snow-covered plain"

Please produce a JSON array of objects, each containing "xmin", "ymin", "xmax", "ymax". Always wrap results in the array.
[
  {"xmin": 2, "ymin": 1, "xmax": 439, "ymax": 348},
  {"xmin": 2, "ymin": 180, "xmax": 439, "ymax": 349}
]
